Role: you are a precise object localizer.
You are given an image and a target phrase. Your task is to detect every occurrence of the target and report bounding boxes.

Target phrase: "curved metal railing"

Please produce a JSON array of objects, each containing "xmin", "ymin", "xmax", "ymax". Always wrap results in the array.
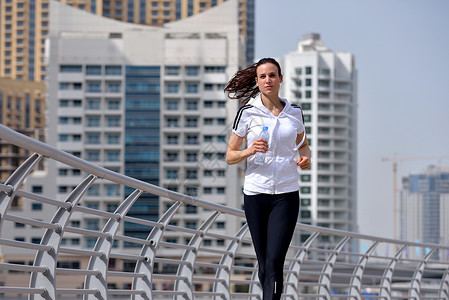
[{"xmin": 0, "ymin": 123, "xmax": 448, "ymax": 300}]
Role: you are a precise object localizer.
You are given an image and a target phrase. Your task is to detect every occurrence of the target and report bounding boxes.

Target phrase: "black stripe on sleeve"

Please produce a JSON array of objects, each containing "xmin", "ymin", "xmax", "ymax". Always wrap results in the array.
[
  {"xmin": 291, "ymin": 103, "xmax": 305, "ymax": 123},
  {"xmin": 232, "ymin": 105, "xmax": 253, "ymax": 131}
]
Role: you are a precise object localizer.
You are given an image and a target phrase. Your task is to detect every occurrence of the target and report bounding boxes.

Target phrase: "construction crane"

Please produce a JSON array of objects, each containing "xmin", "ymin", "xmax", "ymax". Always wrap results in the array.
[{"xmin": 381, "ymin": 153, "xmax": 449, "ymax": 241}]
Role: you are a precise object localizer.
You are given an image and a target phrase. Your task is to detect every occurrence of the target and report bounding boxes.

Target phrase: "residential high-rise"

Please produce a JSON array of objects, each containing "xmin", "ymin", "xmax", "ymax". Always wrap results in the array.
[
  {"xmin": 400, "ymin": 165, "xmax": 449, "ymax": 252},
  {"xmin": 0, "ymin": 78, "xmax": 45, "ymax": 206},
  {"xmin": 0, "ymin": 0, "xmax": 254, "ymax": 83},
  {"xmin": 281, "ymin": 33, "xmax": 358, "ymax": 246}
]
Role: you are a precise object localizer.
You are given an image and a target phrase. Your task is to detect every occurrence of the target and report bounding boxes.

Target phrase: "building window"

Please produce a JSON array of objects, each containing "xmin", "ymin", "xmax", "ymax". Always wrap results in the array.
[
  {"xmin": 105, "ymin": 81, "xmax": 121, "ymax": 93},
  {"xmin": 107, "ymin": 99, "xmax": 120, "ymax": 110},
  {"xmin": 106, "ymin": 133, "xmax": 120, "ymax": 145},
  {"xmin": 32, "ymin": 186, "xmax": 43, "ymax": 193},
  {"xmin": 301, "ymin": 198, "xmax": 311, "ymax": 206},
  {"xmin": 59, "ymin": 134, "xmax": 68, "ymax": 142},
  {"xmin": 318, "ymin": 187, "xmax": 330, "ymax": 195},
  {"xmin": 166, "ymin": 135, "xmax": 178, "ymax": 144},
  {"xmin": 185, "ymin": 100, "xmax": 198, "ymax": 110},
  {"xmin": 185, "ymin": 118, "xmax": 198, "ymax": 128},
  {"xmin": 87, "ymin": 185, "xmax": 100, "ymax": 196},
  {"xmin": 165, "ymin": 83, "xmax": 179, "ymax": 93},
  {"xmin": 15, "ymin": 222, "xmax": 25, "ymax": 228},
  {"xmin": 87, "ymin": 116, "xmax": 100, "ymax": 127},
  {"xmin": 106, "ymin": 151, "xmax": 120, "ymax": 162},
  {"xmin": 86, "ymin": 99, "xmax": 101, "ymax": 110},
  {"xmin": 86, "ymin": 65, "xmax": 102, "ymax": 75},
  {"xmin": 185, "ymin": 135, "xmax": 199, "ymax": 145},
  {"xmin": 185, "ymin": 83, "xmax": 199, "ymax": 93},
  {"xmin": 87, "ymin": 134, "xmax": 101, "ymax": 144},
  {"xmin": 165, "ymin": 66, "xmax": 180, "ymax": 76},
  {"xmin": 186, "ymin": 169, "xmax": 198, "ymax": 180},
  {"xmin": 305, "ymin": 78, "xmax": 312, "ymax": 86},
  {"xmin": 107, "ymin": 203, "xmax": 119, "ymax": 212},
  {"xmin": 303, "ymin": 115, "xmax": 311, "ymax": 122},
  {"xmin": 105, "ymin": 65, "xmax": 122, "ymax": 75},
  {"xmin": 301, "ymin": 210, "xmax": 311, "ymax": 219},
  {"xmin": 186, "ymin": 66, "xmax": 199, "ymax": 76},
  {"xmin": 86, "ymin": 81, "xmax": 102, "ymax": 93},
  {"xmin": 217, "ymin": 135, "xmax": 226, "ymax": 143},
  {"xmin": 302, "ymin": 103, "xmax": 311, "ymax": 110},
  {"xmin": 185, "ymin": 152, "xmax": 198, "ymax": 162},
  {"xmin": 300, "ymin": 187, "xmax": 311, "ymax": 194},
  {"xmin": 166, "ymin": 169, "xmax": 178, "ymax": 179},
  {"xmin": 166, "ymin": 100, "xmax": 179, "ymax": 110},
  {"xmin": 185, "ymin": 204, "xmax": 197, "ymax": 214},
  {"xmin": 60, "ymin": 65, "xmax": 82, "ymax": 73},
  {"xmin": 106, "ymin": 185, "xmax": 120, "ymax": 197},
  {"xmin": 165, "ymin": 152, "xmax": 179, "ymax": 162},
  {"xmin": 32, "ymin": 203, "xmax": 42, "ymax": 210},
  {"xmin": 305, "ymin": 90, "xmax": 312, "ymax": 98},
  {"xmin": 185, "ymin": 221, "xmax": 197, "ymax": 229},
  {"xmin": 305, "ymin": 66, "xmax": 312, "ymax": 75},
  {"xmin": 204, "ymin": 66, "xmax": 226, "ymax": 73},
  {"xmin": 106, "ymin": 116, "xmax": 120, "ymax": 127},
  {"xmin": 301, "ymin": 175, "xmax": 311, "ymax": 182},
  {"xmin": 86, "ymin": 151, "xmax": 100, "ymax": 161}
]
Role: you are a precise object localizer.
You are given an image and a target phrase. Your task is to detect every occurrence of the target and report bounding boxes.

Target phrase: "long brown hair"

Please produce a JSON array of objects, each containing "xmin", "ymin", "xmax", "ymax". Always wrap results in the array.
[{"xmin": 224, "ymin": 58, "xmax": 282, "ymax": 105}]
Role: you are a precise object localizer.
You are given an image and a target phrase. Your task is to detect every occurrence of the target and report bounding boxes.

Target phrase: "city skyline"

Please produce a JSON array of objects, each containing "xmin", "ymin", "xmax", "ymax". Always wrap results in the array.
[{"xmin": 254, "ymin": 0, "xmax": 449, "ymax": 238}]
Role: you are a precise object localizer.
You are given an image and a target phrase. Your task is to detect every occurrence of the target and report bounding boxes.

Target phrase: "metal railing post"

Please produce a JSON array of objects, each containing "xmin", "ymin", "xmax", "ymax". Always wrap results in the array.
[
  {"xmin": 174, "ymin": 210, "xmax": 220, "ymax": 300},
  {"xmin": 348, "ymin": 241, "xmax": 379, "ymax": 299},
  {"xmin": 213, "ymin": 224, "xmax": 249, "ymax": 300},
  {"xmin": 379, "ymin": 245, "xmax": 406, "ymax": 300},
  {"xmin": 439, "ymin": 265, "xmax": 449, "ymax": 300},
  {"xmin": 83, "ymin": 189, "xmax": 143, "ymax": 300},
  {"xmin": 409, "ymin": 248, "xmax": 435, "ymax": 299},
  {"xmin": 29, "ymin": 174, "xmax": 97, "ymax": 300},
  {"xmin": 284, "ymin": 231, "xmax": 320, "ymax": 300},
  {"xmin": 132, "ymin": 201, "xmax": 183, "ymax": 300},
  {"xmin": 317, "ymin": 236, "xmax": 351, "ymax": 299}
]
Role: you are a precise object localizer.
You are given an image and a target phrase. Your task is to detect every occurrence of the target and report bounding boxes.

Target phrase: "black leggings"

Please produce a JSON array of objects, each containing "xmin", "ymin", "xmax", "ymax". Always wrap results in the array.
[{"xmin": 244, "ymin": 191, "xmax": 300, "ymax": 300}]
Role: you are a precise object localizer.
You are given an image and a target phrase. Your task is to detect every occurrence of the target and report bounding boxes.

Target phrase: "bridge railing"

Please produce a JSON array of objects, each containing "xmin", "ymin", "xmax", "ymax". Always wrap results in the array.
[{"xmin": 0, "ymin": 123, "xmax": 448, "ymax": 300}]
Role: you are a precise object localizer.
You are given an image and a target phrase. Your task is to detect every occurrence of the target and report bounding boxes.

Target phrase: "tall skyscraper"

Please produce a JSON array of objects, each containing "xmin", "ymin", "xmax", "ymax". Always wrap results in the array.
[
  {"xmin": 281, "ymin": 33, "xmax": 358, "ymax": 246},
  {"xmin": 400, "ymin": 165, "xmax": 449, "ymax": 253},
  {"xmin": 0, "ymin": 0, "xmax": 254, "ymax": 83}
]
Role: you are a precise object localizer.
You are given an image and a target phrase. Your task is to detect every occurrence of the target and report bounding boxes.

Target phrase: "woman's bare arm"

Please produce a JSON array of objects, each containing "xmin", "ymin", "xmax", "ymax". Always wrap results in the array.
[{"xmin": 226, "ymin": 132, "xmax": 268, "ymax": 165}]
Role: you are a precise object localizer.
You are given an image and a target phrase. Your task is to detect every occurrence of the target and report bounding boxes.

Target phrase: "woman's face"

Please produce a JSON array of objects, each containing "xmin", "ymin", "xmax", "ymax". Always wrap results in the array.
[{"xmin": 255, "ymin": 63, "xmax": 283, "ymax": 97}]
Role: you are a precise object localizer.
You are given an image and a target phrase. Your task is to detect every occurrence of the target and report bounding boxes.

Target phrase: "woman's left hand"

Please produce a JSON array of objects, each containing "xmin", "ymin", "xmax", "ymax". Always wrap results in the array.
[{"xmin": 296, "ymin": 155, "xmax": 310, "ymax": 170}]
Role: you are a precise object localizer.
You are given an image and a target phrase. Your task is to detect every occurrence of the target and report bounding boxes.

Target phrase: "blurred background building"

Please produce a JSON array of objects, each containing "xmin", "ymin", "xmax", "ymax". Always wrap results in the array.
[
  {"xmin": 400, "ymin": 165, "xmax": 449, "ymax": 259},
  {"xmin": 0, "ymin": 0, "xmax": 254, "ymax": 83},
  {"xmin": 281, "ymin": 33, "xmax": 358, "ymax": 247}
]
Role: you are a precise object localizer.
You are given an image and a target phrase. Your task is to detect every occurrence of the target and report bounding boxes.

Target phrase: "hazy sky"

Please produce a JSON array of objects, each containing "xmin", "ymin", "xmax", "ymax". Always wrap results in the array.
[{"xmin": 255, "ymin": 0, "xmax": 449, "ymax": 239}]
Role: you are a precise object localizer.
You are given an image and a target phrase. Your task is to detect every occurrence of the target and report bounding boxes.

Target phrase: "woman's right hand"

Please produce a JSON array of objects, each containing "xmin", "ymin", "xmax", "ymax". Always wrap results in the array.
[{"xmin": 249, "ymin": 138, "xmax": 269, "ymax": 155}]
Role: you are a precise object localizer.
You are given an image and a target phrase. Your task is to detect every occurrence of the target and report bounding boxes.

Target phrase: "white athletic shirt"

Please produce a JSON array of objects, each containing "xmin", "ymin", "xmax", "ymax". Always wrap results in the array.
[{"xmin": 232, "ymin": 94, "xmax": 306, "ymax": 195}]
